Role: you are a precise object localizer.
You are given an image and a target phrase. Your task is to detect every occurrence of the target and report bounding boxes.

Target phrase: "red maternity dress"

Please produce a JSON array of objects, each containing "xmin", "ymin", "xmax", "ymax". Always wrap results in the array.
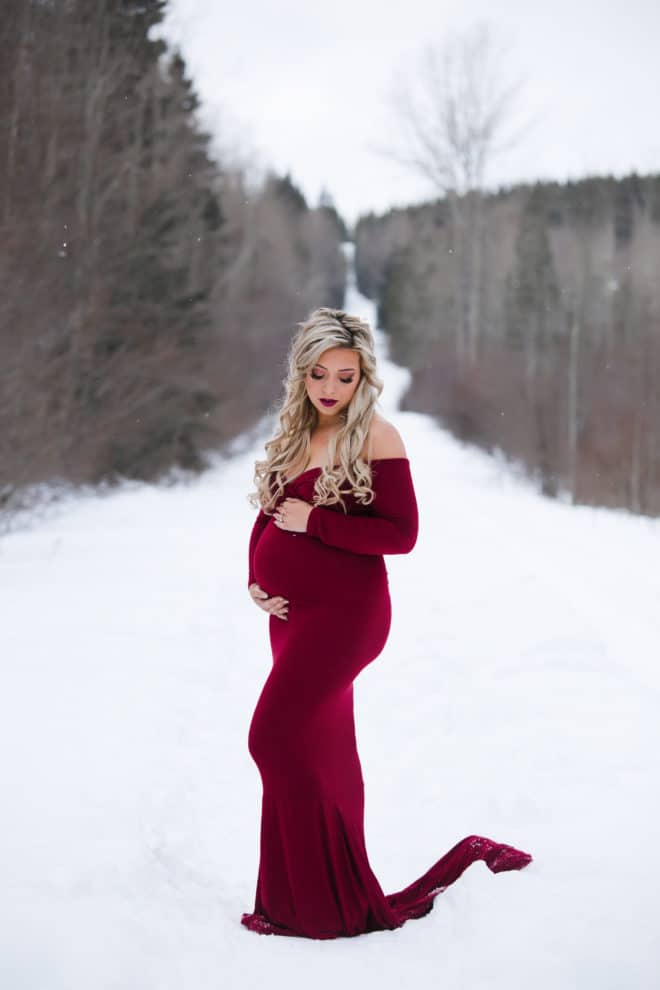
[{"xmin": 242, "ymin": 456, "xmax": 532, "ymax": 939}]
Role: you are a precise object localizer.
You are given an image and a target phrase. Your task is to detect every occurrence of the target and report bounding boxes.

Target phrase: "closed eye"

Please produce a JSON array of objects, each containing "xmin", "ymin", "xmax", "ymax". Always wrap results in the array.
[{"xmin": 311, "ymin": 372, "xmax": 354, "ymax": 384}]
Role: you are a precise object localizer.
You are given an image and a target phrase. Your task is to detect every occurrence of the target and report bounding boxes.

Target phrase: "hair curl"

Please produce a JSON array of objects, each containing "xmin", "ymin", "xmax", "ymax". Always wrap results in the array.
[{"xmin": 248, "ymin": 307, "xmax": 384, "ymax": 515}]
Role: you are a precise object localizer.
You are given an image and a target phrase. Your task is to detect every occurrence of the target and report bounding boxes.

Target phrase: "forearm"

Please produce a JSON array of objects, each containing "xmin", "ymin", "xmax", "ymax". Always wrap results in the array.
[{"xmin": 305, "ymin": 505, "xmax": 418, "ymax": 556}]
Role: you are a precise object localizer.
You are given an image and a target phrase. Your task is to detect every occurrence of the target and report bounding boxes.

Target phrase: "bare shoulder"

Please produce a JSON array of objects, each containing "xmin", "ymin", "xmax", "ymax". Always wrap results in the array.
[{"xmin": 366, "ymin": 416, "xmax": 408, "ymax": 460}]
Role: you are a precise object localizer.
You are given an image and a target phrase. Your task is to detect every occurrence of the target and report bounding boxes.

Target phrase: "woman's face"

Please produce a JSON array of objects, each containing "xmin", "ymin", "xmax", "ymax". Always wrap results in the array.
[{"xmin": 305, "ymin": 347, "xmax": 361, "ymax": 424}]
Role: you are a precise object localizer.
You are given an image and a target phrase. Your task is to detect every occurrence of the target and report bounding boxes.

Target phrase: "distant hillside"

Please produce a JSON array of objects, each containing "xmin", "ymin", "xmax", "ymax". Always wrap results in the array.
[{"xmin": 355, "ymin": 173, "xmax": 660, "ymax": 515}]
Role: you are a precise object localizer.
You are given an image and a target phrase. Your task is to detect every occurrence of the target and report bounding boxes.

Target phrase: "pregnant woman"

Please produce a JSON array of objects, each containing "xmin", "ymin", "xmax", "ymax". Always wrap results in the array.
[{"xmin": 242, "ymin": 307, "xmax": 532, "ymax": 939}]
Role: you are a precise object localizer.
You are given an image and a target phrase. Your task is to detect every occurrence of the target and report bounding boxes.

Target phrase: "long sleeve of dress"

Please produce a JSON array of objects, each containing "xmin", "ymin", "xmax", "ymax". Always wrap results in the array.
[
  {"xmin": 248, "ymin": 508, "xmax": 270, "ymax": 587},
  {"xmin": 305, "ymin": 458, "xmax": 418, "ymax": 556}
]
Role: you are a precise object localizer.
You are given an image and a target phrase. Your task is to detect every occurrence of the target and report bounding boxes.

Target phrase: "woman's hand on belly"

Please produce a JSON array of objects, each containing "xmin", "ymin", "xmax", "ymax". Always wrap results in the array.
[
  {"xmin": 248, "ymin": 582, "xmax": 289, "ymax": 621},
  {"xmin": 273, "ymin": 497, "xmax": 313, "ymax": 534}
]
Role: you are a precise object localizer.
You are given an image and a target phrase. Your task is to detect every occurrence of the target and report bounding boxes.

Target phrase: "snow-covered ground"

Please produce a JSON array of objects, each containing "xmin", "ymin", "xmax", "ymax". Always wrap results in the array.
[{"xmin": 2, "ymin": 257, "xmax": 659, "ymax": 989}]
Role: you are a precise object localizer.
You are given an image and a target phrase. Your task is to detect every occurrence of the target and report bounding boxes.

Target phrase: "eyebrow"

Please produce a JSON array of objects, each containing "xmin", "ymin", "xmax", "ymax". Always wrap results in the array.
[{"xmin": 314, "ymin": 363, "xmax": 358, "ymax": 372}]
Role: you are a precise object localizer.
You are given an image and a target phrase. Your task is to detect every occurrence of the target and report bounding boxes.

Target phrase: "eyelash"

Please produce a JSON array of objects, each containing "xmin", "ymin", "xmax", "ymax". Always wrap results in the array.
[{"xmin": 311, "ymin": 372, "xmax": 354, "ymax": 384}]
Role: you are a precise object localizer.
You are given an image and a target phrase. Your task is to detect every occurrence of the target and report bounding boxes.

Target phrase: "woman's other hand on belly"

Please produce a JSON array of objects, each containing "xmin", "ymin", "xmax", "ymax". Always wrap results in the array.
[
  {"xmin": 248, "ymin": 582, "xmax": 289, "ymax": 621},
  {"xmin": 273, "ymin": 497, "xmax": 313, "ymax": 534}
]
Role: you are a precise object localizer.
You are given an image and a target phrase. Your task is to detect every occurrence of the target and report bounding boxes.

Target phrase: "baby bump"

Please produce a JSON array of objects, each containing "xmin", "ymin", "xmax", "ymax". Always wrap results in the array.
[{"xmin": 253, "ymin": 519, "xmax": 389, "ymax": 606}]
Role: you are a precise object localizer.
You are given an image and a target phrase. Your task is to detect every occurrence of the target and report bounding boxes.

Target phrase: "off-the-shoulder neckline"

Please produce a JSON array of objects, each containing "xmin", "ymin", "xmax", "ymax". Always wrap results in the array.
[{"xmin": 285, "ymin": 456, "xmax": 409, "ymax": 485}]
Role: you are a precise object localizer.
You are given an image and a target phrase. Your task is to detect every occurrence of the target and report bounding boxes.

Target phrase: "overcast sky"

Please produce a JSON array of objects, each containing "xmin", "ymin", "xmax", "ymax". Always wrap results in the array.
[{"xmin": 158, "ymin": 0, "xmax": 660, "ymax": 227}]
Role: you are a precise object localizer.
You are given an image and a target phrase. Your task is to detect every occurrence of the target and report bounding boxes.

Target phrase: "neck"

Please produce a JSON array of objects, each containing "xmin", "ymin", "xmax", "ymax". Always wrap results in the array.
[{"xmin": 315, "ymin": 413, "xmax": 343, "ymax": 432}]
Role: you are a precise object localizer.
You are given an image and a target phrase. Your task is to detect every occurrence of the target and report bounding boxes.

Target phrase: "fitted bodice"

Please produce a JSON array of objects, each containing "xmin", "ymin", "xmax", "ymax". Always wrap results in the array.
[{"xmin": 252, "ymin": 463, "xmax": 407, "ymax": 606}]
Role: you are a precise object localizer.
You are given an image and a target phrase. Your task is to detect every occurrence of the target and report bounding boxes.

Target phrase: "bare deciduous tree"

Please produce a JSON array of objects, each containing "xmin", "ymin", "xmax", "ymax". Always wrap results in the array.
[
  {"xmin": 0, "ymin": 1, "xmax": 347, "ymax": 527},
  {"xmin": 372, "ymin": 20, "xmax": 533, "ymax": 365}
]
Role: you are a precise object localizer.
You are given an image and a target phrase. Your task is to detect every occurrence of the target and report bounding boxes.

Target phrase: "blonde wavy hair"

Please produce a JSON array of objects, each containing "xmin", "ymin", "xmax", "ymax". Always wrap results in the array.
[{"xmin": 248, "ymin": 307, "xmax": 384, "ymax": 515}]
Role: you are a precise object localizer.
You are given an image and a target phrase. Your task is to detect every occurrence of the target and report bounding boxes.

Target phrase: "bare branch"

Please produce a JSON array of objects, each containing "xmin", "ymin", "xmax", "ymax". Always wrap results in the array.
[{"xmin": 375, "ymin": 19, "xmax": 532, "ymax": 197}]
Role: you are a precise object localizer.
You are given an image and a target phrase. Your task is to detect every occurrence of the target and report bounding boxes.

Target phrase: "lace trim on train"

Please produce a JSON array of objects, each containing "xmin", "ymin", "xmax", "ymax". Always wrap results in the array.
[
  {"xmin": 241, "ymin": 912, "xmax": 297, "ymax": 937},
  {"xmin": 471, "ymin": 835, "xmax": 534, "ymax": 873}
]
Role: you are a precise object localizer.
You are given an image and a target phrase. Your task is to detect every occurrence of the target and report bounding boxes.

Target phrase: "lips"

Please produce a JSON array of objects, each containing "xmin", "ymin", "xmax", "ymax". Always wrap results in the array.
[{"xmin": 320, "ymin": 399, "xmax": 337, "ymax": 406}]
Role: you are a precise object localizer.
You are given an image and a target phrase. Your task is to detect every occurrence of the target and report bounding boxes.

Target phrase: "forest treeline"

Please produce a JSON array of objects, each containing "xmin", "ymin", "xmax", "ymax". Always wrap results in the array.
[
  {"xmin": 0, "ymin": 0, "xmax": 346, "ymax": 524},
  {"xmin": 356, "ymin": 174, "xmax": 660, "ymax": 516}
]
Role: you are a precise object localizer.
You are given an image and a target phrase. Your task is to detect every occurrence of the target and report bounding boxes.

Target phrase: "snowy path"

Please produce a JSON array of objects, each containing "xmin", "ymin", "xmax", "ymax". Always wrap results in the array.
[{"xmin": 1, "ymin": 276, "xmax": 659, "ymax": 988}]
